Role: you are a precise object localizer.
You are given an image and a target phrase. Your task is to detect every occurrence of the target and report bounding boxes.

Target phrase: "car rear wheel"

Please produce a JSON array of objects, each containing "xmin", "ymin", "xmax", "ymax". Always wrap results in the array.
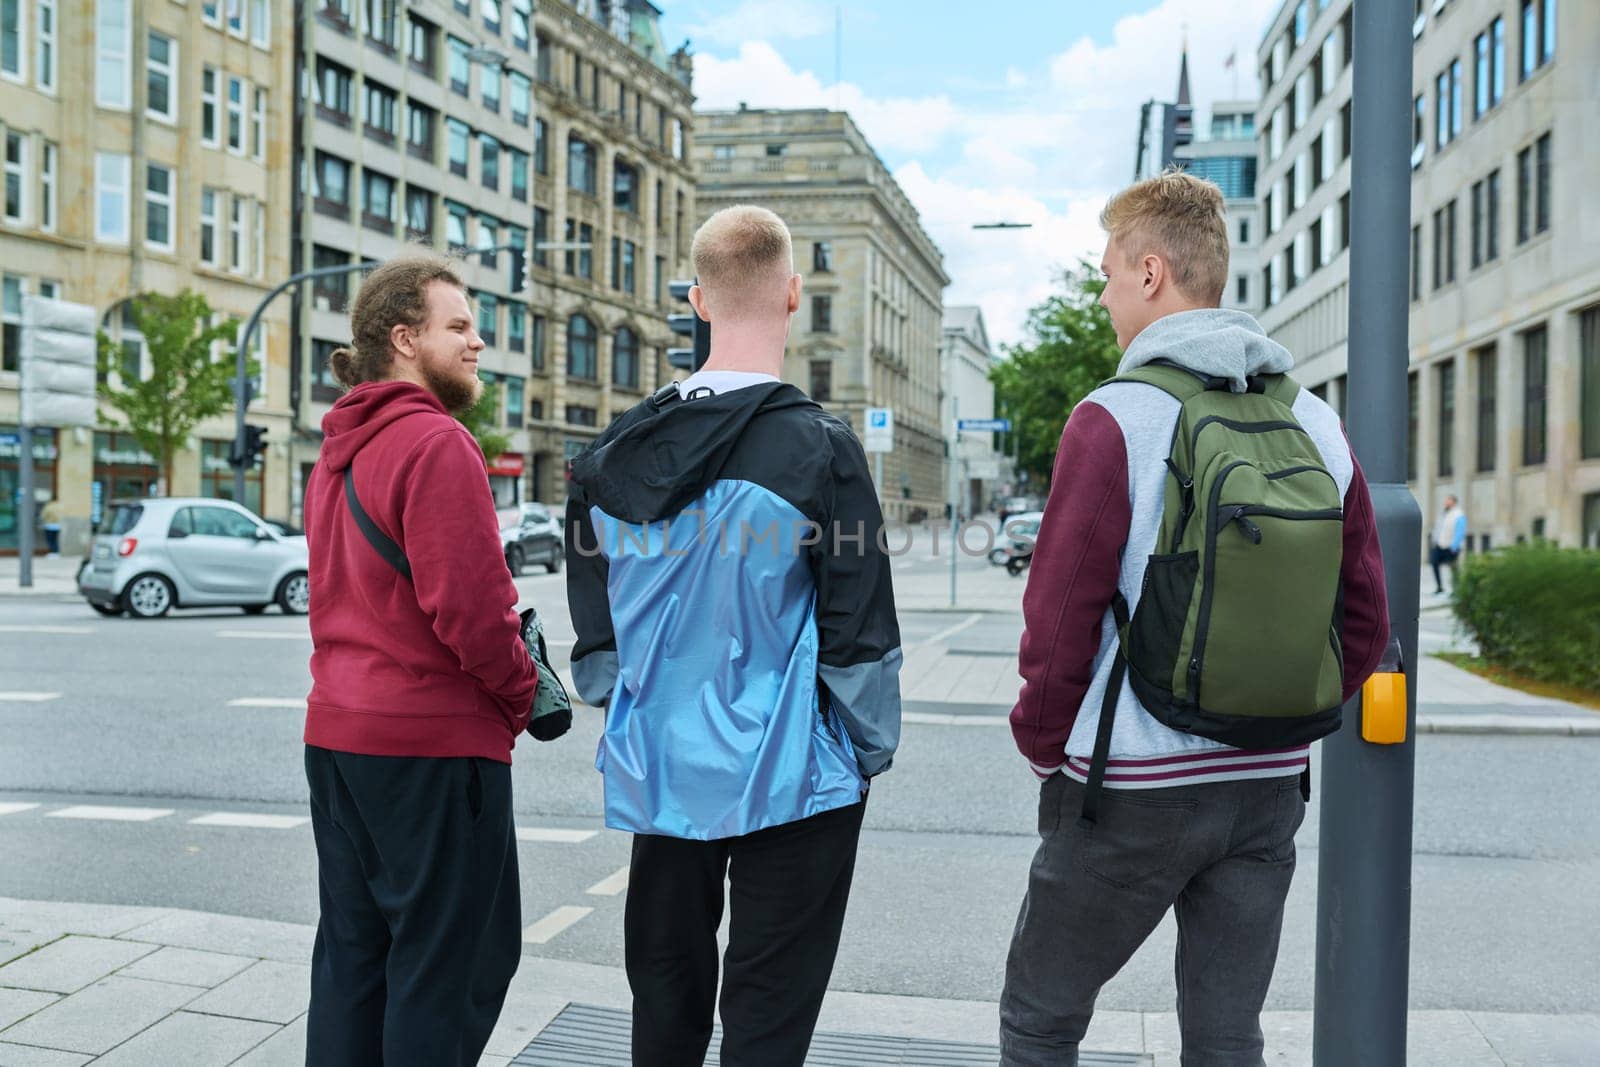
[
  {"xmin": 507, "ymin": 546, "xmax": 525, "ymax": 576},
  {"xmin": 125, "ymin": 574, "xmax": 175, "ymax": 618},
  {"xmin": 276, "ymin": 572, "xmax": 310, "ymax": 615},
  {"xmin": 242, "ymin": 604, "xmax": 269, "ymax": 615},
  {"xmin": 544, "ymin": 550, "xmax": 562, "ymax": 574},
  {"xmin": 88, "ymin": 601, "xmax": 122, "ymax": 617}
]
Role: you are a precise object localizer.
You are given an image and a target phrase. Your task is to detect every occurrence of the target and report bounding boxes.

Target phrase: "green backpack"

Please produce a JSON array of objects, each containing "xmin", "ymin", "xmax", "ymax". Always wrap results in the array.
[{"xmin": 1080, "ymin": 363, "xmax": 1346, "ymax": 822}]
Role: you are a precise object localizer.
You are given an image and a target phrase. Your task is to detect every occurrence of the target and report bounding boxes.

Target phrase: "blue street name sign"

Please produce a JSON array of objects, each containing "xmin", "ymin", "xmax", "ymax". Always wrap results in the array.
[{"xmin": 957, "ymin": 418, "xmax": 1011, "ymax": 432}]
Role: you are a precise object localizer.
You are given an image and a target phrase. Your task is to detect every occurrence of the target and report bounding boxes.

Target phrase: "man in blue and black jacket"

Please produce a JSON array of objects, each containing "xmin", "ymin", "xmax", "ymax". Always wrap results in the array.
[{"xmin": 565, "ymin": 205, "xmax": 902, "ymax": 1067}]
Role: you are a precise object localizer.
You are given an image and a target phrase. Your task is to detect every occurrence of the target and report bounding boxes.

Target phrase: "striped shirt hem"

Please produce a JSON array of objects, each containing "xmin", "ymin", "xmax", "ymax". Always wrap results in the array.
[{"xmin": 1059, "ymin": 745, "xmax": 1309, "ymax": 788}]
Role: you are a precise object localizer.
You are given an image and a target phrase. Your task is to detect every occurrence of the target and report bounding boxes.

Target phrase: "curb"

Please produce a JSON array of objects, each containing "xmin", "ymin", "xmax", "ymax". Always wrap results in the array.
[{"xmin": 1417, "ymin": 715, "xmax": 1600, "ymax": 737}]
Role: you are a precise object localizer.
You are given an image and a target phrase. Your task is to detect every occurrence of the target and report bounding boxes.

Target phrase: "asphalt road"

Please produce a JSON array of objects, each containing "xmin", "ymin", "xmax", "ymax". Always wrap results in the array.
[{"xmin": 2, "ymin": 561, "xmax": 1597, "ymax": 1015}]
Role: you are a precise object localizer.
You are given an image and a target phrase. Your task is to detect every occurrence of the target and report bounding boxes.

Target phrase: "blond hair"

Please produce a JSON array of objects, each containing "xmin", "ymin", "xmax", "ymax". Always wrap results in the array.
[
  {"xmin": 1100, "ymin": 169, "xmax": 1230, "ymax": 305},
  {"xmin": 328, "ymin": 256, "xmax": 464, "ymax": 389},
  {"xmin": 690, "ymin": 205, "xmax": 794, "ymax": 317}
]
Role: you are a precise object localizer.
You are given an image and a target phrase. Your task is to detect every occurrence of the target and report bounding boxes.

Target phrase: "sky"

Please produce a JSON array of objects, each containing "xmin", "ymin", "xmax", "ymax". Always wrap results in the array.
[{"xmin": 658, "ymin": 0, "xmax": 1282, "ymax": 349}]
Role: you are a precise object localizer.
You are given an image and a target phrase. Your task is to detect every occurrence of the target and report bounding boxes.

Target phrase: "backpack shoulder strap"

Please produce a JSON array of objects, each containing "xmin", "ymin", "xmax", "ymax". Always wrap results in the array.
[
  {"xmin": 343, "ymin": 466, "xmax": 412, "ymax": 580},
  {"xmin": 1257, "ymin": 372, "xmax": 1302, "ymax": 410},
  {"xmin": 1103, "ymin": 362, "xmax": 1210, "ymax": 403}
]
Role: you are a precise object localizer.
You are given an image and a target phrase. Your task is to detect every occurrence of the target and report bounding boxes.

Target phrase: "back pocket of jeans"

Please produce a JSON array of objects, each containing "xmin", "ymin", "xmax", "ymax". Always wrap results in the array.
[
  {"xmin": 1078, "ymin": 792, "xmax": 1197, "ymax": 890},
  {"xmin": 1127, "ymin": 551, "xmax": 1199, "ymax": 695}
]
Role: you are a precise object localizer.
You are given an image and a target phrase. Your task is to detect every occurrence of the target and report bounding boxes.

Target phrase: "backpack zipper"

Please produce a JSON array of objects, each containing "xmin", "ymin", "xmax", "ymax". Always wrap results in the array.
[{"xmin": 1188, "ymin": 460, "xmax": 1250, "ymax": 700}]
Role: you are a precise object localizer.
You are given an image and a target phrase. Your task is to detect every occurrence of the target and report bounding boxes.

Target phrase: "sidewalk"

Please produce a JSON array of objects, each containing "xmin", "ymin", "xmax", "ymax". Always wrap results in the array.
[
  {"xmin": 0, "ymin": 555, "xmax": 82, "ymax": 601},
  {"xmin": 1, "ymin": 897, "xmax": 1594, "ymax": 1066}
]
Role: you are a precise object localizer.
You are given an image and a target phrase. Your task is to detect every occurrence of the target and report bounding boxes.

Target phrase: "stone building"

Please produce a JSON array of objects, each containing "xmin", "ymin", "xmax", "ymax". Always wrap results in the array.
[
  {"xmin": 942, "ymin": 306, "xmax": 1003, "ymax": 517},
  {"xmin": 292, "ymin": 0, "xmax": 696, "ymax": 513},
  {"xmin": 1178, "ymin": 97, "xmax": 1262, "ymax": 315},
  {"xmin": 693, "ymin": 108, "xmax": 950, "ymax": 521},
  {"xmin": 1, "ymin": 0, "xmax": 295, "ymax": 553}
]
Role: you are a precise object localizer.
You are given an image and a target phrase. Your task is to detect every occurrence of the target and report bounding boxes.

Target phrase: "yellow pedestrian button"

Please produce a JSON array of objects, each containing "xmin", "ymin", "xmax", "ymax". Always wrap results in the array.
[{"xmin": 1361, "ymin": 636, "xmax": 1407, "ymax": 745}]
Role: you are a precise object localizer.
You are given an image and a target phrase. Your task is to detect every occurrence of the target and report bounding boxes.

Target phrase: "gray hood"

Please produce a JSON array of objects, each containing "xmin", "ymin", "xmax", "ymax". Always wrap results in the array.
[{"xmin": 1118, "ymin": 308, "xmax": 1294, "ymax": 393}]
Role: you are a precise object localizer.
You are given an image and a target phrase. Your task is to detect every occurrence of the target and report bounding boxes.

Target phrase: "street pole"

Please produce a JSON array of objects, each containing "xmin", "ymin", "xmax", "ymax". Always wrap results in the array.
[
  {"xmin": 1313, "ymin": 1, "xmax": 1422, "ymax": 1063},
  {"xmin": 17, "ymin": 425, "xmax": 34, "ymax": 587},
  {"xmin": 949, "ymin": 396, "xmax": 960, "ymax": 608}
]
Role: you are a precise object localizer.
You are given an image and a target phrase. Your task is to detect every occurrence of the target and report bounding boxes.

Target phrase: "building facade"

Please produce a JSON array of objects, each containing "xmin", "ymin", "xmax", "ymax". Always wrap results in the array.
[
  {"xmin": 1258, "ymin": 0, "xmax": 1599, "ymax": 548},
  {"xmin": 293, "ymin": 0, "xmax": 696, "ymax": 515},
  {"xmin": 1178, "ymin": 99, "xmax": 1262, "ymax": 315},
  {"xmin": 1, "ymin": 0, "xmax": 295, "ymax": 554},
  {"xmin": 942, "ymin": 306, "xmax": 1003, "ymax": 517},
  {"xmin": 693, "ymin": 108, "xmax": 950, "ymax": 521}
]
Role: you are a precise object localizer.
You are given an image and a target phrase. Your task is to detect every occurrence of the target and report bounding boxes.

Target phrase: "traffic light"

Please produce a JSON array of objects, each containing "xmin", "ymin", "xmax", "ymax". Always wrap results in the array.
[
  {"xmin": 666, "ymin": 279, "xmax": 710, "ymax": 372},
  {"xmin": 231, "ymin": 424, "xmax": 268, "ymax": 469},
  {"xmin": 509, "ymin": 247, "xmax": 530, "ymax": 294}
]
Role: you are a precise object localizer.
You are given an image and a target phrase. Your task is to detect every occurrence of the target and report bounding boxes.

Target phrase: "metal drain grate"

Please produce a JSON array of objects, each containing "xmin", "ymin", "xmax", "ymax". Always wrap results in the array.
[{"xmin": 512, "ymin": 1003, "xmax": 1152, "ymax": 1066}]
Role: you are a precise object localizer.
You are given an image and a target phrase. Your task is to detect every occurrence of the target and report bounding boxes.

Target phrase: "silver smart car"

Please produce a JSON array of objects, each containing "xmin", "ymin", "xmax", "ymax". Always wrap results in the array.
[{"xmin": 79, "ymin": 498, "xmax": 310, "ymax": 619}]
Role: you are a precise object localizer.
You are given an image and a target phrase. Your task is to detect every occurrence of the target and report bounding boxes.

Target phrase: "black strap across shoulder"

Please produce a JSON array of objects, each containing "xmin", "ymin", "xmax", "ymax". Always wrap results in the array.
[
  {"xmin": 343, "ymin": 467, "xmax": 412, "ymax": 580},
  {"xmin": 1078, "ymin": 592, "xmax": 1131, "ymax": 827}
]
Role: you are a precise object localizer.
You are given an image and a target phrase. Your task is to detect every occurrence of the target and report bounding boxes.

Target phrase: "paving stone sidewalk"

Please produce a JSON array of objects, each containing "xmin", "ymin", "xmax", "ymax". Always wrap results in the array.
[{"xmin": 1, "ymin": 898, "xmax": 1596, "ymax": 1065}]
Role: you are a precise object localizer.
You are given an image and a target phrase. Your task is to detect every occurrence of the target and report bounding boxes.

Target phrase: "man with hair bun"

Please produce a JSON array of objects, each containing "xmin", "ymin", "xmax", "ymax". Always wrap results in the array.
[
  {"xmin": 998, "ymin": 172, "xmax": 1389, "ymax": 1065},
  {"xmin": 301, "ymin": 256, "xmax": 554, "ymax": 1066},
  {"xmin": 566, "ymin": 205, "xmax": 903, "ymax": 1065}
]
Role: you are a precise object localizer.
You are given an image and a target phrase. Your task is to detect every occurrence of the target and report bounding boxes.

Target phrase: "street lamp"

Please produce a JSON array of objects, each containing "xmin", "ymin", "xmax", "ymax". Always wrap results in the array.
[
  {"xmin": 465, "ymin": 47, "xmax": 509, "ymax": 69},
  {"xmin": 970, "ymin": 222, "xmax": 1033, "ymax": 230}
]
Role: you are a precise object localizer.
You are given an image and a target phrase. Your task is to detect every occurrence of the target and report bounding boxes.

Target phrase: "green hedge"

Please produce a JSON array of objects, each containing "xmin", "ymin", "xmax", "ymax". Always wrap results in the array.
[{"xmin": 1451, "ymin": 542, "xmax": 1600, "ymax": 691}]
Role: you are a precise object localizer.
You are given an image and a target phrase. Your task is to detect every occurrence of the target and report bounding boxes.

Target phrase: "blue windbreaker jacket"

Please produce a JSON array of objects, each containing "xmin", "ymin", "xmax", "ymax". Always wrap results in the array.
[{"xmin": 565, "ymin": 381, "xmax": 902, "ymax": 840}]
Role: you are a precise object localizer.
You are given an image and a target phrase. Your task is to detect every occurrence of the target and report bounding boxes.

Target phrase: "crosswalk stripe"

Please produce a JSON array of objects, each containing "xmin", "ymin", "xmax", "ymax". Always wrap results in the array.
[
  {"xmin": 902, "ymin": 711, "xmax": 1009, "ymax": 726},
  {"xmin": 585, "ymin": 866, "xmax": 630, "ymax": 897},
  {"xmin": 189, "ymin": 813, "xmax": 310, "ymax": 829},
  {"xmin": 0, "ymin": 625, "xmax": 94, "ymax": 635},
  {"xmin": 215, "ymin": 630, "xmax": 309, "ymax": 640},
  {"xmin": 47, "ymin": 805, "xmax": 174, "ymax": 822},
  {"xmin": 227, "ymin": 698, "xmax": 305, "ymax": 708},
  {"xmin": 0, "ymin": 803, "xmax": 41, "ymax": 817},
  {"xmin": 515, "ymin": 827, "xmax": 597, "ymax": 844},
  {"xmin": 522, "ymin": 906, "xmax": 593, "ymax": 944},
  {"xmin": 0, "ymin": 692, "xmax": 61, "ymax": 702}
]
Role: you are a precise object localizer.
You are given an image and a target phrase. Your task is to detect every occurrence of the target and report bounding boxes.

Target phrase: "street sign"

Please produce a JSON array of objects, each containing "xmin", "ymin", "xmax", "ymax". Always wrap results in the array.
[
  {"xmin": 20, "ymin": 296, "xmax": 98, "ymax": 429},
  {"xmin": 957, "ymin": 418, "xmax": 1011, "ymax": 433},
  {"xmin": 0, "ymin": 433, "xmax": 18, "ymax": 446},
  {"xmin": 864, "ymin": 408, "xmax": 894, "ymax": 453}
]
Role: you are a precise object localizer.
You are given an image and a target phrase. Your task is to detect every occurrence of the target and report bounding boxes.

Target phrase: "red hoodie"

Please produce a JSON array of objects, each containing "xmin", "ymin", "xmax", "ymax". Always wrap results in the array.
[{"xmin": 303, "ymin": 381, "xmax": 536, "ymax": 763}]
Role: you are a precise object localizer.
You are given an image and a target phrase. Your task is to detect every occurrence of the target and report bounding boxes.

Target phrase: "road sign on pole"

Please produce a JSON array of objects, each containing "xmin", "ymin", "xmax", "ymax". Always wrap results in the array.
[
  {"xmin": 957, "ymin": 418, "xmax": 1011, "ymax": 433},
  {"xmin": 863, "ymin": 408, "xmax": 894, "ymax": 453}
]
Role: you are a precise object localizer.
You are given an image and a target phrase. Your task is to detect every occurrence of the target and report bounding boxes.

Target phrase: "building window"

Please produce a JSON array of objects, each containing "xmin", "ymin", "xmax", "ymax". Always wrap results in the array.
[
  {"xmin": 226, "ymin": 76, "xmax": 245, "ymax": 153},
  {"xmin": 313, "ymin": 152, "xmax": 351, "ymax": 218},
  {"xmin": 1235, "ymin": 275, "xmax": 1248, "ymax": 304},
  {"xmin": 251, "ymin": 88, "xmax": 267, "ymax": 160},
  {"xmin": 38, "ymin": 140, "xmax": 54, "ymax": 231},
  {"xmin": 481, "ymin": 0, "xmax": 500, "ymax": 33},
  {"xmin": 446, "ymin": 118, "xmax": 470, "ymax": 177},
  {"xmin": 813, "ymin": 242, "xmax": 833, "ymax": 273},
  {"xmin": 229, "ymin": 196, "xmax": 248, "ymax": 272},
  {"xmin": 1519, "ymin": 0, "xmax": 1555, "ymax": 81},
  {"xmin": 94, "ymin": 151, "xmax": 130, "ymax": 243},
  {"xmin": 144, "ymin": 31, "xmax": 176, "ymax": 122},
  {"xmin": 448, "ymin": 35, "xmax": 470, "ymax": 95},
  {"xmin": 1585, "ymin": 493, "xmax": 1600, "ymax": 550},
  {"xmin": 567, "ymin": 314, "xmax": 596, "ymax": 380},
  {"xmin": 310, "ymin": 339, "xmax": 342, "ymax": 402},
  {"xmin": 532, "ymin": 314, "xmax": 546, "ymax": 371},
  {"xmin": 445, "ymin": 200, "xmax": 468, "ymax": 248},
  {"xmin": 95, "ymin": 0, "xmax": 132, "ymax": 109},
  {"xmin": 1410, "ymin": 223, "xmax": 1422, "ymax": 301},
  {"xmin": 623, "ymin": 241, "xmax": 636, "ymax": 295},
  {"xmin": 144, "ymin": 163, "xmax": 173, "ymax": 250},
  {"xmin": 479, "ymin": 63, "xmax": 499, "ymax": 112},
  {"xmin": 505, "ymin": 376, "xmax": 523, "ymax": 428},
  {"xmin": 613, "ymin": 159, "xmax": 638, "ymax": 213},
  {"xmin": 1581, "ymin": 306, "xmax": 1600, "ymax": 460},
  {"xmin": 1411, "ymin": 94, "xmax": 1426, "ymax": 168},
  {"xmin": 568, "ymin": 136, "xmax": 596, "ymax": 195},
  {"xmin": 1522, "ymin": 325, "xmax": 1547, "ymax": 466},
  {"xmin": 407, "ymin": 14, "xmax": 436, "ymax": 73},
  {"xmin": 612, "ymin": 327, "xmax": 639, "ymax": 389},
  {"xmin": 535, "ymin": 33, "xmax": 551, "ymax": 83},
  {"xmin": 563, "ymin": 220, "xmax": 593, "ymax": 280},
  {"xmin": 1485, "ymin": 168, "xmax": 1502, "ymax": 262},
  {"xmin": 362, "ymin": 169, "xmax": 395, "ymax": 234},
  {"xmin": 1, "ymin": 0, "xmax": 24, "ymax": 81},
  {"xmin": 510, "ymin": 71, "xmax": 530, "ymax": 125},
  {"xmin": 475, "ymin": 292, "xmax": 497, "ymax": 347},
  {"xmin": 566, "ymin": 405, "xmax": 597, "ymax": 427},
  {"xmin": 509, "ymin": 149, "xmax": 528, "ymax": 202},
  {"xmin": 312, "ymin": 246, "xmax": 350, "ymax": 312},
  {"xmin": 810, "ymin": 360, "xmax": 832, "ymax": 402},
  {"xmin": 1339, "ymin": 101, "xmax": 1352, "ymax": 162},
  {"xmin": 251, "ymin": 0, "xmax": 270, "ymax": 45},
  {"xmin": 1406, "ymin": 371, "xmax": 1419, "ymax": 481},
  {"xmin": 476, "ymin": 215, "xmax": 498, "ymax": 267},
  {"xmin": 481, "ymin": 134, "xmax": 499, "ymax": 190},
  {"xmin": 199, "ymin": 188, "xmax": 218, "ymax": 265},
  {"xmin": 1436, "ymin": 361, "xmax": 1455, "ymax": 478},
  {"xmin": 406, "ymin": 101, "xmax": 435, "ymax": 161},
  {"xmin": 532, "ymin": 207, "xmax": 549, "ymax": 268},
  {"xmin": 507, "ymin": 303, "xmax": 526, "ymax": 354},
  {"xmin": 404, "ymin": 185, "xmax": 433, "ymax": 241},
  {"xmin": 1475, "ymin": 346, "xmax": 1497, "ymax": 473},
  {"xmin": 534, "ymin": 118, "xmax": 548, "ymax": 174},
  {"xmin": 1475, "ymin": 17, "xmax": 1505, "ymax": 119},
  {"xmin": 1534, "ymin": 132, "xmax": 1551, "ymax": 236},
  {"xmin": 511, "ymin": 0, "xmax": 531, "ymax": 50},
  {"xmin": 1, "ymin": 275, "xmax": 20, "ymax": 373},
  {"xmin": 812, "ymin": 295, "xmax": 832, "ymax": 333},
  {"xmin": 363, "ymin": 79, "xmax": 398, "ymax": 141},
  {"xmin": 366, "ymin": 0, "xmax": 398, "ymax": 49},
  {"xmin": 1435, "ymin": 61, "xmax": 1462, "ymax": 149},
  {"xmin": 1238, "ymin": 218, "xmax": 1250, "ymax": 244},
  {"xmin": 315, "ymin": 58, "xmax": 352, "ymax": 123},
  {"xmin": 2, "ymin": 131, "xmax": 21, "ymax": 224}
]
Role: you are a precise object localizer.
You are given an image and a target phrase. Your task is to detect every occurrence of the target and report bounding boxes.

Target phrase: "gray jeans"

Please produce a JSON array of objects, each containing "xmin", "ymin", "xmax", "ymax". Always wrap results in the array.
[{"xmin": 999, "ymin": 773, "xmax": 1305, "ymax": 1067}]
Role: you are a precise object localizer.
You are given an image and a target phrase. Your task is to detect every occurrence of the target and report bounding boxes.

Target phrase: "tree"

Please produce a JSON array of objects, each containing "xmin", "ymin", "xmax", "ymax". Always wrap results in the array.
[
  {"xmin": 989, "ymin": 261, "xmax": 1123, "ymax": 486},
  {"xmin": 96, "ymin": 291, "xmax": 251, "ymax": 493},
  {"xmin": 456, "ymin": 381, "xmax": 512, "ymax": 464}
]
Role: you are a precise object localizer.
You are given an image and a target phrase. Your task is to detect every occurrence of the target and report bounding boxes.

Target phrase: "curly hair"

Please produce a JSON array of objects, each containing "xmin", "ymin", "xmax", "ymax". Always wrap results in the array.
[
  {"xmin": 327, "ymin": 257, "xmax": 464, "ymax": 389},
  {"xmin": 1100, "ymin": 168, "xmax": 1230, "ymax": 305}
]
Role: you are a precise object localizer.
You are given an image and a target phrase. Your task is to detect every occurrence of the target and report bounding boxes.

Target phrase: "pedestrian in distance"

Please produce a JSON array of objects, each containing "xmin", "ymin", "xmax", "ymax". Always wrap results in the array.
[
  {"xmin": 566, "ymin": 205, "xmax": 903, "ymax": 1067},
  {"xmin": 40, "ymin": 496, "xmax": 62, "ymax": 557},
  {"xmin": 1430, "ymin": 494, "xmax": 1467, "ymax": 595},
  {"xmin": 300, "ymin": 257, "xmax": 568, "ymax": 1067},
  {"xmin": 999, "ymin": 171, "xmax": 1391, "ymax": 1066}
]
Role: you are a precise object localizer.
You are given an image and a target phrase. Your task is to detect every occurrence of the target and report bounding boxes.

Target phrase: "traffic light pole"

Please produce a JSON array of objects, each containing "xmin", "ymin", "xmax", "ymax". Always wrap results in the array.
[{"xmin": 1312, "ymin": 2, "xmax": 1422, "ymax": 1063}]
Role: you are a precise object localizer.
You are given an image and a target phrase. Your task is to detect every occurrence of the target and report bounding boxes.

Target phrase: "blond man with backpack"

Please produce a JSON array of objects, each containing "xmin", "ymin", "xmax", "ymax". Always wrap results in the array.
[{"xmin": 999, "ymin": 171, "xmax": 1390, "ymax": 1065}]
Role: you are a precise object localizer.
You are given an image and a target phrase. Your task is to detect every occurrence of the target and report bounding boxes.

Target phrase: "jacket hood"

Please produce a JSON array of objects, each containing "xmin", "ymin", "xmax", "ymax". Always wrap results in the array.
[
  {"xmin": 571, "ymin": 381, "xmax": 817, "ymax": 524},
  {"xmin": 1118, "ymin": 308, "xmax": 1294, "ymax": 393},
  {"xmin": 319, "ymin": 380, "xmax": 450, "ymax": 472}
]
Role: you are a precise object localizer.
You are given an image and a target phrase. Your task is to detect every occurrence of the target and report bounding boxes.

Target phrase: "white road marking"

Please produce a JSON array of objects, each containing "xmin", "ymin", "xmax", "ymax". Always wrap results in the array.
[
  {"xmin": 902, "ymin": 711, "xmax": 1010, "ymax": 726},
  {"xmin": 585, "ymin": 866, "xmax": 630, "ymax": 897},
  {"xmin": 0, "ymin": 803, "xmax": 41, "ymax": 817},
  {"xmin": 227, "ymin": 698, "xmax": 306, "ymax": 708},
  {"xmin": 0, "ymin": 625, "xmax": 94, "ymax": 635},
  {"xmin": 0, "ymin": 692, "xmax": 61, "ymax": 702},
  {"xmin": 912, "ymin": 613, "xmax": 983, "ymax": 649},
  {"xmin": 188, "ymin": 813, "xmax": 310, "ymax": 829},
  {"xmin": 515, "ymin": 827, "xmax": 597, "ymax": 844},
  {"xmin": 215, "ymin": 630, "xmax": 309, "ymax": 640},
  {"xmin": 47, "ymin": 805, "xmax": 174, "ymax": 822},
  {"xmin": 522, "ymin": 905, "xmax": 593, "ymax": 944}
]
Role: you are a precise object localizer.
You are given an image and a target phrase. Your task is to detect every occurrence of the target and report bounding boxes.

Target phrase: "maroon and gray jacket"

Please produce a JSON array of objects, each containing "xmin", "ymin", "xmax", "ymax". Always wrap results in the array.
[{"xmin": 1011, "ymin": 309, "xmax": 1390, "ymax": 786}]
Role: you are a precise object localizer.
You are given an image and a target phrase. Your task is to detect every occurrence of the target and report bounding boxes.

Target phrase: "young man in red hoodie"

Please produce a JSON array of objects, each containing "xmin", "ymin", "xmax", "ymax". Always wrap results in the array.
[{"xmin": 302, "ymin": 257, "xmax": 540, "ymax": 1066}]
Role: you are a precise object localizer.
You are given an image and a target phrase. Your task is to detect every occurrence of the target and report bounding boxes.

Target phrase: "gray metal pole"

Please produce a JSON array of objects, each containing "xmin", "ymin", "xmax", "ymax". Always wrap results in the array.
[
  {"xmin": 949, "ymin": 397, "xmax": 959, "ymax": 608},
  {"xmin": 17, "ymin": 426, "xmax": 34, "ymax": 587},
  {"xmin": 1312, "ymin": 0, "xmax": 1422, "ymax": 1063}
]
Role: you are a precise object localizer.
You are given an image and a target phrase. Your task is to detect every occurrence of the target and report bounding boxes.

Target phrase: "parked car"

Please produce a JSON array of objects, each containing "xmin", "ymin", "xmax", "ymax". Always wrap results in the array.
[
  {"xmin": 998, "ymin": 496, "xmax": 1039, "ymax": 524},
  {"xmin": 499, "ymin": 502, "xmax": 563, "ymax": 576},
  {"xmin": 262, "ymin": 519, "xmax": 304, "ymax": 538},
  {"xmin": 78, "ymin": 498, "xmax": 310, "ymax": 619},
  {"xmin": 989, "ymin": 511, "xmax": 1044, "ymax": 565}
]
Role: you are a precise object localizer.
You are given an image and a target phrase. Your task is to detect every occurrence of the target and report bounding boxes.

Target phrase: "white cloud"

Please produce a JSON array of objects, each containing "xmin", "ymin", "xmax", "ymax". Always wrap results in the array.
[
  {"xmin": 688, "ymin": 0, "xmax": 833, "ymax": 48},
  {"xmin": 688, "ymin": 0, "xmax": 1278, "ymax": 347}
]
